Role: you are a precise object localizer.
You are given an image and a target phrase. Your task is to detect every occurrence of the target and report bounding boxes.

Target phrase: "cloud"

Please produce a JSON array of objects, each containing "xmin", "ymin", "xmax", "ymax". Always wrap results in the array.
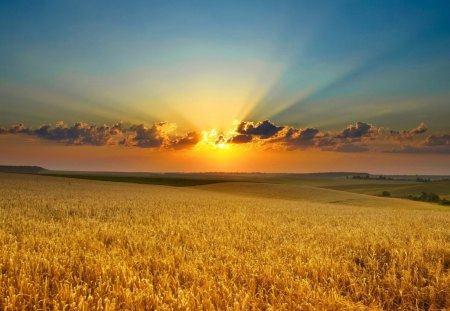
[
  {"xmin": 423, "ymin": 134, "xmax": 450, "ymax": 146},
  {"xmin": 269, "ymin": 127, "xmax": 321, "ymax": 148},
  {"xmin": 236, "ymin": 120, "xmax": 283, "ymax": 139},
  {"xmin": 4, "ymin": 123, "xmax": 33, "ymax": 135},
  {"xmin": 337, "ymin": 121, "xmax": 376, "ymax": 140},
  {"xmin": 33, "ymin": 122, "xmax": 115, "ymax": 146},
  {"xmin": 1, "ymin": 119, "xmax": 447, "ymax": 154},
  {"xmin": 389, "ymin": 122, "xmax": 428, "ymax": 141},
  {"xmin": 109, "ymin": 122, "xmax": 126, "ymax": 135},
  {"xmin": 227, "ymin": 120, "xmax": 321, "ymax": 148},
  {"xmin": 410, "ymin": 122, "xmax": 428, "ymax": 135},
  {"xmin": 0, "ymin": 121, "xmax": 199, "ymax": 150},
  {"xmin": 170, "ymin": 131, "xmax": 201, "ymax": 149},
  {"xmin": 225, "ymin": 119, "xmax": 450, "ymax": 155},
  {"xmin": 0, "ymin": 121, "xmax": 118, "ymax": 146},
  {"xmin": 124, "ymin": 123, "xmax": 166, "ymax": 148},
  {"xmin": 225, "ymin": 120, "xmax": 376, "ymax": 153},
  {"xmin": 225, "ymin": 120, "xmax": 377, "ymax": 152},
  {"xmin": 215, "ymin": 135, "xmax": 227, "ymax": 145},
  {"xmin": 386, "ymin": 133, "xmax": 450, "ymax": 154},
  {"xmin": 122, "ymin": 123, "xmax": 201, "ymax": 149},
  {"xmin": 228, "ymin": 134, "xmax": 253, "ymax": 144},
  {"xmin": 325, "ymin": 122, "xmax": 381, "ymax": 152}
]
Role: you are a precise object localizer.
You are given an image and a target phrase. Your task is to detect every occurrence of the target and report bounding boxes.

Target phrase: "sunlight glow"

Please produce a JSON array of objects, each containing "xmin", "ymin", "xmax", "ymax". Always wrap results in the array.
[{"xmin": 217, "ymin": 143, "xmax": 226, "ymax": 150}]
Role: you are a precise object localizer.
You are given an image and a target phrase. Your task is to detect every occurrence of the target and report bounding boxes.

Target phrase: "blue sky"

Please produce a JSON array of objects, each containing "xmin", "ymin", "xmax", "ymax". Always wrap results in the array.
[
  {"xmin": 1, "ymin": 0, "xmax": 449, "ymax": 129},
  {"xmin": 1, "ymin": 1, "xmax": 450, "ymax": 173}
]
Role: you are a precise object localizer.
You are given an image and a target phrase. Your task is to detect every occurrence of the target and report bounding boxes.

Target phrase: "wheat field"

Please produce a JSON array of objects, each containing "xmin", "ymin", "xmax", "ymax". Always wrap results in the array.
[{"xmin": 0, "ymin": 173, "xmax": 449, "ymax": 310}]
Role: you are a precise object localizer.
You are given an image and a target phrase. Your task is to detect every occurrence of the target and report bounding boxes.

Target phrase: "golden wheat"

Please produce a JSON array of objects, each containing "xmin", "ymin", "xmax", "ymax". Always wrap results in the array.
[{"xmin": 0, "ymin": 173, "xmax": 449, "ymax": 310}]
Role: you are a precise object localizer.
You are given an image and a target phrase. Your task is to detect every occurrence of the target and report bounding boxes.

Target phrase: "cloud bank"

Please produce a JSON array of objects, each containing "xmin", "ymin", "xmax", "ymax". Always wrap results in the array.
[
  {"xmin": 222, "ymin": 120, "xmax": 448, "ymax": 154},
  {"xmin": 0, "ymin": 121, "xmax": 200, "ymax": 150},
  {"xmin": 1, "ymin": 120, "xmax": 448, "ymax": 154}
]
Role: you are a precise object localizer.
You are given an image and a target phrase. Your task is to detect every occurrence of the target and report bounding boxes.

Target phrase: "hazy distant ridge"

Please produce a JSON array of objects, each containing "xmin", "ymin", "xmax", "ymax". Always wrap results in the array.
[{"xmin": 0, "ymin": 165, "xmax": 46, "ymax": 174}]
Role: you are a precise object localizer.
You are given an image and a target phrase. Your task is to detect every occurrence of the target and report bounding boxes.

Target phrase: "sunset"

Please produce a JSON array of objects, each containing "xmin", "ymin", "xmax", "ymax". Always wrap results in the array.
[
  {"xmin": 1, "ymin": 1, "xmax": 449, "ymax": 173},
  {"xmin": 1, "ymin": 1, "xmax": 449, "ymax": 309}
]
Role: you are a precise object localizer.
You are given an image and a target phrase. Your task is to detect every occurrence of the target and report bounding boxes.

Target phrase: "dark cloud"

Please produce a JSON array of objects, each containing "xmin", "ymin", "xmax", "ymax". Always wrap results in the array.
[
  {"xmin": 34, "ymin": 122, "xmax": 114, "ymax": 145},
  {"xmin": 315, "ymin": 135, "xmax": 338, "ymax": 148},
  {"xmin": 423, "ymin": 134, "xmax": 450, "ymax": 146},
  {"xmin": 338, "ymin": 122, "xmax": 374, "ymax": 139},
  {"xmin": 7, "ymin": 123, "xmax": 33, "ymax": 135},
  {"xmin": 126, "ymin": 123, "xmax": 165, "ymax": 148},
  {"xmin": 296, "ymin": 128, "xmax": 319, "ymax": 140},
  {"xmin": 316, "ymin": 122, "xmax": 381, "ymax": 152},
  {"xmin": 228, "ymin": 134, "xmax": 253, "ymax": 144},
  {"xmin": 270, "ymin": 127, "xmax": 320, "ymax": 148},
  {"xmin": 0, "ymin": 121, "xmax": 198, "ymax": 149},
  {"xmin": 109, "ymin": 122, "xmax": 125, "ymax": 135},
  {"xmin": 317, "ymin": 135, "xmax": 369, "ymax": 153},
  {"xmin": 385, "ymin": 132, "xmax": 449, "ymax": 154},
  {"xmin": 228, "ymin": 120, "xmax": 435, "ymax": 154},
  {"xmin": 215, "ymin": 135, "xmax": 227, "ymax": 145},
  {"xmin": 170, "ymin": 131, "xmax": 200, "ymax": 149},
  {"xmin": 389, "ymin": 122, "xmax": 428, "ymax": 141},
  {"xmin": 226, "ymin": 120, "xmax": 375, "ymax": 152},
  {"xmin": 1, "ymin": 119, "xmax": 447, "ymax": 154},
  {"xmin": 410, "ymin": 122, "xmax": 428, "ymax": 135},
  {"xmin": 123, "ymin": 123, "xmax": 199, "ymax": 149},
  {"xmin": 229, "ymin": 120, "xmax": 320, "ymax": 148},
  {"xmin": 236, "ymin": 120, "xmax": 283, "ymax": 139}
]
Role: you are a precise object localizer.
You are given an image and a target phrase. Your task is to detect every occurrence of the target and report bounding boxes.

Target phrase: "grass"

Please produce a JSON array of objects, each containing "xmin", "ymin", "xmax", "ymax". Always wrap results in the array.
[
  {"xmin": 0, "ymin": 173, "xmax": 449, "ymax": 309},
  {"xmin": 42, "ymin": 173, "xmax": 232, "ymax": 187},
  {"xmin": 325, "ymin": 181, "xmax": 450, "ymax": 200},
  {"xmin": 41, "ymin": 171, "xmax": 450, "ymax": 201},
  {"xmin": 197, "ymin": 182, "xmax": 450, "ymax": 211}
]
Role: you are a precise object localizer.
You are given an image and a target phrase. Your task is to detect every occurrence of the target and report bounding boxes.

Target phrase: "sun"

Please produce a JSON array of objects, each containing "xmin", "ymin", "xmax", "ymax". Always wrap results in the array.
[
  {"xmin": 194, "ymin": 124, "xmax": 246, "ymax": 154},
  {"xmin": 199, "ymin": 128, "xmax": 231, "ymax": 151},
  {"xmin": 213, "ymin": 141, "xmax": 231, "ymax": 151}
]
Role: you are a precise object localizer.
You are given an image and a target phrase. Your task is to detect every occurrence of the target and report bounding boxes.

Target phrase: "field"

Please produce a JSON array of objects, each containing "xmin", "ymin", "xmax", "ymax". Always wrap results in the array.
[
  {"xmin": 325, "ymin": 182, "xmax": 450, "ymax": 201},
  {"xmin": 38, "ymin": 170, "xmax": 450, "ymax": 201},
  {"xmin": 0, "ymin": 173, "xmax": 449, "ymax": 310}
]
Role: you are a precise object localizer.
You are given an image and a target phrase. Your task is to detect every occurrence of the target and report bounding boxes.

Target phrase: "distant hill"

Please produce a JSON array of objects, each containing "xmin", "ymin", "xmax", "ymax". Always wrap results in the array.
[{"xmin": 0, "ymin": 165, "xmax": 47, "ymax": 174}]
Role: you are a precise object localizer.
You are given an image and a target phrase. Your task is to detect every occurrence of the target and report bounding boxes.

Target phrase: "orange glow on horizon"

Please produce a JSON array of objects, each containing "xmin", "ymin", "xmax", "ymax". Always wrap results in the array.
[{"xmin": 1, "ymin": 134, "xmax": 450, "ymax": 174}]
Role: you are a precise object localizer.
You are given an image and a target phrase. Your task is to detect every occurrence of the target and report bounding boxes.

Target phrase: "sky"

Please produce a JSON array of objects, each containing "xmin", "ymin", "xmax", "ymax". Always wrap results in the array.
[{"xmin": 1, "ymin": 0, "xmax": 450, "ymax": 174}]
